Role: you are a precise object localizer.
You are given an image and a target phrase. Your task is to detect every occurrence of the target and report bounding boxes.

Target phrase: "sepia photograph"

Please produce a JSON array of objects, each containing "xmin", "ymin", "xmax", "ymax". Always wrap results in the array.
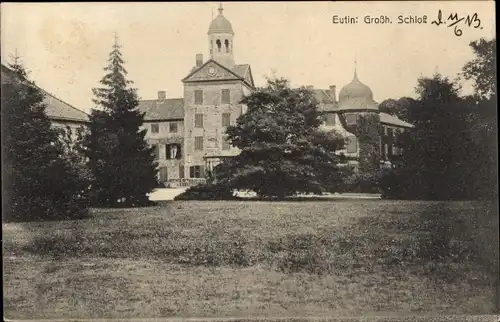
[{"xmin": 1, "ymin": 1, "xmax": 498, "ymax": 321}]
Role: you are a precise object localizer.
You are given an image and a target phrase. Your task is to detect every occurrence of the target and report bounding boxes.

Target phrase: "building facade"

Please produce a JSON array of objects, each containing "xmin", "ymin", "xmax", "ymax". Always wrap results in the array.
[
  {"xmin": 138, "ymin": 4, "xmax": 255, "ymax": 186},
  {"xmin": 138, "ymin": 4, "xmax": 413, "ymax": 185},
  {"xmin": 310, "ymin": 69, "xmax": 414, "ymax": 168}
]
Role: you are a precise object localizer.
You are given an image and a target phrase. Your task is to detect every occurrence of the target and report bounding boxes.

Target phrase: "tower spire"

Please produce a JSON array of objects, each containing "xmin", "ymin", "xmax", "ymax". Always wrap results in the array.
[{"xmin": 353, "ymin": 53, "xmax": 359, "ymax": 80}]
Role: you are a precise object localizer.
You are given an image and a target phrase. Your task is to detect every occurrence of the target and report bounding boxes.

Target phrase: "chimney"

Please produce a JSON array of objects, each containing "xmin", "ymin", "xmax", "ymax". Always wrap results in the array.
[
  {"xmin": 306, "ymin": 85, "xmax": 314, "ymax": 90},
  {"xmin": 329, "ymin": 85, "xmax": 337, "ymax": 102},
  {"xmin": 196, "ymin": 54, "xmax": 203, "ymax": 67},
  {"xmin": 157, "ymin": 91, "xmax": 166, "ymax": 100}
]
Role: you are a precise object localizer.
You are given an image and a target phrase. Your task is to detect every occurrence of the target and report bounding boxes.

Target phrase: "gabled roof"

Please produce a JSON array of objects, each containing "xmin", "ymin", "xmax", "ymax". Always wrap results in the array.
[
  {"xmin": 42, "ymin": 89, "xmax": 89, "ymax": 122},
  {"xmin": 1, "ymin": 64, "xmax": 89, "ymax": 123},
  {"xmin": 137, "ymin": 98, "xmax": 184, "ymax": 121},
  {"xmin": 182, "ymin": 59, "xmax": 255, "ymax": 89},
  {"xmin": 311, "ymin": 89, "xmax": 338, "ymax": 112},
  {"xmin": 380, "ymin": 112, "xmax": 414, "ymax": 128}
]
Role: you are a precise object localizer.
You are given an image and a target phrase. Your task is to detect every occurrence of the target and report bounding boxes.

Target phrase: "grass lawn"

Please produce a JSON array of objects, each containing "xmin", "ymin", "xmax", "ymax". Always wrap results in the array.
[{"xmin": 3, "ymin": 200, "xmax": 498, "ymax": 319}]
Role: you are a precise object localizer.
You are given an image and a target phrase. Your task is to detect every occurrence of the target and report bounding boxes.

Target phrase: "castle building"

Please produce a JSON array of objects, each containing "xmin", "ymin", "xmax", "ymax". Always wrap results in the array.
[
  {"xmin": 310, "ymin": 67, "xmax": 414, "ymax": 167},
  {"xmin": 139, "ymin": 4, "xmax": 255, "ymax": 185},
  {"xmin": 1, "ymin": 64, "xmax": 89, "ymax": 143},
  {"xmin": 2, "ymin": 5, "xmax": 412, "ymax": 187},
  {"xmin": 138, "ymin": 4, "xmax": 413, "ymax": 185}
]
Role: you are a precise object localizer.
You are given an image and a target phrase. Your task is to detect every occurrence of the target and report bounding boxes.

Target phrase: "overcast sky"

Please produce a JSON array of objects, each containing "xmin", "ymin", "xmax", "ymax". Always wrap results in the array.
[{"xmin": 1, "ymin": 2, "xmax": 495, "ymax": 113}]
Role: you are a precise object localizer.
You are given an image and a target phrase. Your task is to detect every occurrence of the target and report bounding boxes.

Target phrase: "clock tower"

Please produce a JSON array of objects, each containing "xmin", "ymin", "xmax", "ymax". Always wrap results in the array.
[
  {"xmin": 181, "ymin": 3, "xmax": 255, "ymax": 179},
  {"xmin": 208, "ymin": 3, "xmax": 235, "ymax": 68}
]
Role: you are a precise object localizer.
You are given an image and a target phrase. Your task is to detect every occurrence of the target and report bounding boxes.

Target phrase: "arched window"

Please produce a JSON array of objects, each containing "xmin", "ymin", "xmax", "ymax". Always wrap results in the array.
[
  {"xmin": 216, "ymin": 39, "xmax": 221, "ymax": 52},
  {"xmin": 210, "ymin": 40, "xmax": 213, "ymax": 55},
  {"xmin": 224, "ymin": 39, "xmax": 230, "ymax": 53}
]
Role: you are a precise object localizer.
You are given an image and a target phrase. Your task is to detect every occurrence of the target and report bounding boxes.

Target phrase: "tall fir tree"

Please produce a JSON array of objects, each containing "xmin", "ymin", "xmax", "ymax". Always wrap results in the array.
[
  {"xmin": 2, "ymin": 56, "xmax": 89, "ymax": 221},
  {"xmin": 83, "ymin": 35, "xmax": 158, "ymax": 207}
]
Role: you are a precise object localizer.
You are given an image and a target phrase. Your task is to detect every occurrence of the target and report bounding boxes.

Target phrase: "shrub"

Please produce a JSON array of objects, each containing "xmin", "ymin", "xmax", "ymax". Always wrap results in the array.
[
  {"xmin": 174, "ymin": 183, "xmax": 240, "ymax": 201},
  {"xmin": 342, "ymin": 171, "xmax": 381, "ymax": 193}
]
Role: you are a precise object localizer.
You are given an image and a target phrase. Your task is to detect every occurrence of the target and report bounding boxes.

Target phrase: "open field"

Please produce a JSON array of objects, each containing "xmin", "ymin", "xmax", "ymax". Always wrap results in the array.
[{"xmin": 3, "ymin": 200, "xmax": 498, "ymax": 319}]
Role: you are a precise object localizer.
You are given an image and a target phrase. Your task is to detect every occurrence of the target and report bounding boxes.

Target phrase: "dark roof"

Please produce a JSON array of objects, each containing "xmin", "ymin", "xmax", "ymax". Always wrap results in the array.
[
  {"xmin": 1, "ymin": 64, "xmax": 89, "ymax": 122},
  {"xmin": 380, "ymin": 112, "xmax": 414, "ymax": 128},
  {"xmin": 137, "ymin": 98, "xmax": 184, "ymax": 121}
]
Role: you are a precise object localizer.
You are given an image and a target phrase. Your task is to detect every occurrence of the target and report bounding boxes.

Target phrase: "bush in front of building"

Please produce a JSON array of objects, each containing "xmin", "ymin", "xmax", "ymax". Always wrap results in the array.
[
  {"xmin": 342, "ymin": 171, "xmax": 381, "ymax": 194},
  {"xmin": 2, "ymin": 61, "xmax": 91, "ymax": 222},
  {"xmin": 173, "ymin": 183, "xmax": 240, "ymax": 201}
]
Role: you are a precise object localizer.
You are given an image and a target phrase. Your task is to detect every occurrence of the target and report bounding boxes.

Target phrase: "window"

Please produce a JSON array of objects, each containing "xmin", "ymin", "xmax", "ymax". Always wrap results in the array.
[
  {"xmin": 159, "ymin": 167, "xmax": 168, "ymax": 182},
  {"xmin": 222, "ymin": 137, "xmax": 231, "ymax": 150},
  {"xmin": 179, "ymin": 165, "xmax": 185, "ymax": 179},
  {"xmin": 345, "ymin": 113, "xmax": 357, "ymax": 125},
  {"xmin": 151, "ymin": 123, "xmax": 159, "ymax": 134},
  {"xmin": 166, "ymin": 144, "xmax": 181, "ymax": 159},
  {"xmin": 76, "ymin": 126, "xmax": 84, "ymax": 137},
  {"xmin": 210, "ymin": 41, "xmax": 213, "ymax": 55},
  {"xmin": 189, "ymin": 165, "xmax": 204, "ymax": 178},
  {"xmin": 325, "ymin": 113, "xmax": 336, "ymax": 126},
  {"xmin": 153, "ymin": 144, "xmax": 160, "ymax": 160},
  {"xmin": 216, "ymin": 39, "xmax": 221, "ymax": 52},
  {"xmin": 221, "ymin": 89, "xmax": 230, "ymax": 104},
  {"xmin": 195, "ymin": 136, "xmax": 204, "ymax": 151},
  {"xmin": 169, "ymin": 122, "xmax": 178, "ymax": 133},
  {"xmin": 384, "ymin": 144, "xmax": 389, "ymax": 156},
  {"xmin": 387, "ymin": 128, "xmax": 394, "ymax": 137},
  {"xmin": 384, "ymin": 126, "xmax": 388, "ymax": 136},
  {"xmin": 221, "ymin": 112, "xmax": 231, "ymax": 127},
  {"xmin": 225, "ymin": 39, "xmax": 230, "ymax": 53},
  {"xmin": 346, "ymin": 136, "xmax": 357, "ymax": 153},
  {"xmin": 195, "ymin": 113, "xmax": 204, "ymax": 128},
  {"xmin": 194, "ymin": 90, "xmax": 203, "ymax": 105}
]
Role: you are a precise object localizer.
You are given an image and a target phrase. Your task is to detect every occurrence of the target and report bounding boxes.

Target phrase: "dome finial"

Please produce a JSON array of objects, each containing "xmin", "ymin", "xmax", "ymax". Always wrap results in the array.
[
  {"xmin": 218, "ymin": 2, "xmax": 224, "ymax": 15},
  {"xmin": 353, "ymin": 55, "xmax": 358, "ymax": 80}
]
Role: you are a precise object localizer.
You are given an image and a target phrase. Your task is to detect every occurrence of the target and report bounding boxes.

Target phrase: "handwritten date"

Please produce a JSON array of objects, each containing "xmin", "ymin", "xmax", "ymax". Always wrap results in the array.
[{"xmin": 431, "ymin": 10, "xmax": 483, "ymax": 36}]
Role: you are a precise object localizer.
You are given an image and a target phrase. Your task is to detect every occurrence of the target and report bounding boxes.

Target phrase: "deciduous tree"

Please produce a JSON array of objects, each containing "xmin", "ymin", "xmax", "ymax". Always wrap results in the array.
[{"xmin": 215, "ymin": 77, "xmax": 347, "ymax": 199}]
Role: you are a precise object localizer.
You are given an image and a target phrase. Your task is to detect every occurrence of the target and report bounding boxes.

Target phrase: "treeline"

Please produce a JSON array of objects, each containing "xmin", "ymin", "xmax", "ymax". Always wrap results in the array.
[
  {"xmin": 2, "ymin": 38, "xmax": 158, "ymax": 222},
  {"xmin": 379, "ymin": 37, "xmax": 496, "ymax": 200}
]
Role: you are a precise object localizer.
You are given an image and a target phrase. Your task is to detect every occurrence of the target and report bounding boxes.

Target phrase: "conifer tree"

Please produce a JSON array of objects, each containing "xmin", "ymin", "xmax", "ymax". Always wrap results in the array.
[
  {"xmin": 83, "ymin": 35, "xmax": 158, "ymax": 207},
  {"xmin": 2, "ymin": 55, "xmax": 89, "ymax": 221}
]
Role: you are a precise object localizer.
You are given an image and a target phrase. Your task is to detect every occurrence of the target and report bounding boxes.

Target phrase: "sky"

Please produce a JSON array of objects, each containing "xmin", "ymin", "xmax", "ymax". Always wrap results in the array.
[{"xmin": 1, "ymin": 1, "xmax": 496, "ymax": 113}]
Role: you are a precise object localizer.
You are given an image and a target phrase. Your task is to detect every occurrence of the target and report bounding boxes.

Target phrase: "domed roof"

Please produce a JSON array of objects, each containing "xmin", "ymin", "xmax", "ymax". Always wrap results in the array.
[
  {"xmin": 338, "ymin": 70, "xmax": 377, "ymax": 111},
  {"xmin": 208, "ymin": 6, "xmax": 234, "ymax": 35}
]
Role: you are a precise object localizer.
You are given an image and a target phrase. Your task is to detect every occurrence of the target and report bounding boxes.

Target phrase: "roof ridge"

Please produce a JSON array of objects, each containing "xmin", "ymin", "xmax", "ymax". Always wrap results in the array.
[
  {"xmin": 2, "ymin": 63, "xmax": 89, "ymax": 120},
  {"xmin": 37, "ymin": 85, "xmax": 89, "ymax": 117},
  {"xmin": 139, "ymin": 97, "xmax": 184, "ymax": 102},
  {"xmin": 182, "ymin": 59, "xmax": 244, "ymax": 82}
]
